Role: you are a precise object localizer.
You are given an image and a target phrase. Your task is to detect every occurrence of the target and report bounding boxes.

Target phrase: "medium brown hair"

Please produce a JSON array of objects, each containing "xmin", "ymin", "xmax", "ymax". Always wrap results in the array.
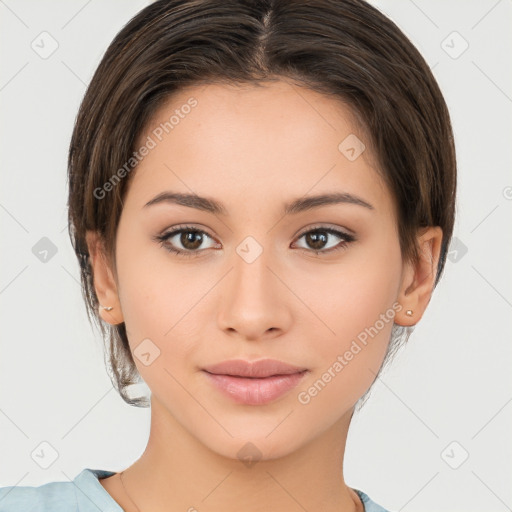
[{"xmin": 67, "ymin": 0, "xmax": 457, "ymax": 407}]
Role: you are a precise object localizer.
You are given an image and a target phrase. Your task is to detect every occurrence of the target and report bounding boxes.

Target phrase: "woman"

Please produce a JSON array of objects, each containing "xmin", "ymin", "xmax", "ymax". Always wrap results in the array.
[{"xmin": 0, "ymin": 0, "xmax": 456, "ymax": 510}]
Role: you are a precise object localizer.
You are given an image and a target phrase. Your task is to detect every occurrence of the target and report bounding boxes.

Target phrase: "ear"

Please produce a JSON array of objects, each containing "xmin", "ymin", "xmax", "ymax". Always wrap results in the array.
[
  {"xmin": 85, "ymin": 230, "xmax": 124, "ymax": 325},
  {"xmin": 395, "ymin": 226, "xmax": 443, "ymax": 326}
]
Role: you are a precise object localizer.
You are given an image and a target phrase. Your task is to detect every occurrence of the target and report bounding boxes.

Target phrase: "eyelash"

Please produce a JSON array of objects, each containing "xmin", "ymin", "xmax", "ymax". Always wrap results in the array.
[{"xmin": 153, "ymin": 224, "xmax": 356, "ymax": 258}]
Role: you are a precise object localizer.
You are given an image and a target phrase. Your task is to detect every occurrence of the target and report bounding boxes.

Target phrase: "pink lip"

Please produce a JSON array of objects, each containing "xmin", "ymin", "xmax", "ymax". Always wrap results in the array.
[
  {"xmin": 202, "ymin": 358, "xmax": 307, "ymax": 378},
  {"xmin": 203, "ymin": 371, "xmax": 308, "ymax": 405},
  {"xmin": 201, "ymin": 358, "xmax": 309, "ymax": 405}
]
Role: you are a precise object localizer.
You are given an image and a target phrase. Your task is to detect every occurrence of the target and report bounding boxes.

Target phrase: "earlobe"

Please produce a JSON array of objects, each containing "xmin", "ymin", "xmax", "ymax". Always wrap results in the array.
[
  {"xmin": 395, "ymin": 226, "xmax": 443, "ymax": 326},
  {"xmin": 85, "ymin": 230, "xmax": 124, "ymax": 325}
]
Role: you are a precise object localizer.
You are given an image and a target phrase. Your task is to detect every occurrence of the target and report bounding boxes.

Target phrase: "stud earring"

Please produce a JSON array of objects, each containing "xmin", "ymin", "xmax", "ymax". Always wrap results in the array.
[
  {"xmin": 405, "ymin": 309, "xmax": 413, "ymax": 316},
  {"xmin": 100, "ymin": 305, "xmax": 113, "ymax": 311}
]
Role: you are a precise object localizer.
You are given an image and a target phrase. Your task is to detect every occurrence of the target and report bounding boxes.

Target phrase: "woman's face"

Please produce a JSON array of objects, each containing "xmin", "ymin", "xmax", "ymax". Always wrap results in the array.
[{"xmin": 94, "ymin": 80, "xmax": 422, "ymax": 459}]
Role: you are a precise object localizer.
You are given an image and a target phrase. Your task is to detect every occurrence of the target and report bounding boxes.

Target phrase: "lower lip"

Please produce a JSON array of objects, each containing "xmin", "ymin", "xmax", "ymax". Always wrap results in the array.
[{"xmin": 202, "ymin": 370, "xmax": 308, "ymax": 405}]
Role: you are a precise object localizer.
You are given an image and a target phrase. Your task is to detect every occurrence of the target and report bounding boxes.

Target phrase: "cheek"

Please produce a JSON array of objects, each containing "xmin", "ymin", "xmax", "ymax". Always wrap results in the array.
[
  {"xmin": 293, "ymin": 283, "xmax": 398, "ymax": 416},
  {"xmin": 294, "ymin": 236, "xmax": 402, "ymax": 385},
  {"xmin": 115, "ymin": 219, "xmax": 196, "ymax": 333},
  {"xmin": 115, "ymin": 264, "xmax": 203, "ymax": 405},
  {"xmin": 117, "ymin": 264, "xmax": 204, "ymax": 356},
  {"xmin": 114, "ymin": 231, "xmax": 214, "ymax": 383}
]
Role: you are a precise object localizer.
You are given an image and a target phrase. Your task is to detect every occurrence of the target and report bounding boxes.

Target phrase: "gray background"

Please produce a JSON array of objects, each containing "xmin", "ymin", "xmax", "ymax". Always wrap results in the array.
[{"xmin": 0, "ymin": 1, "xmax": 511, "ymax": 511}]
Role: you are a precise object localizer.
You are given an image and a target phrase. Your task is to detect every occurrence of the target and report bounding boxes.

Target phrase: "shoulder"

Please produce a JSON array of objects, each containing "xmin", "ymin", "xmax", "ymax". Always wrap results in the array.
[
  {"xmin": 0, "ymin": 479, "xmax": 76, "ymax": 511},
  {"xmin": 354, "ymin": 488, "xmax": 395, "ymax": 512},
  {"xmin": 0, "ymin": 468, "xmax": 121, "ymax": 512}
]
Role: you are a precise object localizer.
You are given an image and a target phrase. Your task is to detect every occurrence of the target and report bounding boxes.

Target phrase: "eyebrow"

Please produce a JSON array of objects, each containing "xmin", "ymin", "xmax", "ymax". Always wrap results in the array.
[{"xmin": 143, "ymin": 191, "xmax": 375, "ymax": 215}]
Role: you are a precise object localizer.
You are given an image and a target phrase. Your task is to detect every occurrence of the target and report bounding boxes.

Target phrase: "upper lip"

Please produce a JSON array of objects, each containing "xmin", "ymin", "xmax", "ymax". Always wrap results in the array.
[{"xmin": 202, "ymin": 358, "xmax": 308, "ymax": 378}]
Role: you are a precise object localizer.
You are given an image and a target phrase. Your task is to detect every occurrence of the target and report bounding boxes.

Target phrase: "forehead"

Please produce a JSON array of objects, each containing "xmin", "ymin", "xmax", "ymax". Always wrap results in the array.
[
  {"xmin": 128, "ymin": 80, "xmax": 391, "ymax": 218},
  {"xmin": 142, "ymin": 79, "xmax": 365, "ymax": 147}
]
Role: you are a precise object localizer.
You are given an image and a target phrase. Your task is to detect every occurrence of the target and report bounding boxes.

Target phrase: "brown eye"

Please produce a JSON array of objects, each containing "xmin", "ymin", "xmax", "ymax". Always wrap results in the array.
[
  {"xmin": 179, "ymin": 230, "xmax": 204, "ymax": 250},
  {"xmin": 304, "ymin": 231, "xmax": 328, "ymax": 250},
  {"xmin": 154, "ymin": 226, "xmax": 217, "ymax": 257},
  {"xmin": 293, "ymin": 227, "xmax": 355, "ymax": 254}
]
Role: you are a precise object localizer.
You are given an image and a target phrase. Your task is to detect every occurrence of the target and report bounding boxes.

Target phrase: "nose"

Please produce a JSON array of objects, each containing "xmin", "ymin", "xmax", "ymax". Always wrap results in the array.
[{"xmin": 217, "ymin": 242, "xmax": 292, "ymax": 342}]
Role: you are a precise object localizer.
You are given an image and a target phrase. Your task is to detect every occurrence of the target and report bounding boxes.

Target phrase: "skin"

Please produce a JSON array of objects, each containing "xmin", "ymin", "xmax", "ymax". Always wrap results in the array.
[{"xmin": 86, "ymin": 79, "xmax": 442, "ymax": 512}]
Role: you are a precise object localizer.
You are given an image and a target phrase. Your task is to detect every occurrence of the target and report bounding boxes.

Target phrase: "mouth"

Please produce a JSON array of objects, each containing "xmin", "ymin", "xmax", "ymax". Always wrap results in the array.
[
  {"xmin": 203, "ymin": 372, "xmax": 305, "ymax": 378},
  {"xmin": 201, "ymin": 362, "xmax": 309, "ymax": 405},
  {"xmin": 201, "ymin": 358, "xmax": 308, "ymax": 379}
]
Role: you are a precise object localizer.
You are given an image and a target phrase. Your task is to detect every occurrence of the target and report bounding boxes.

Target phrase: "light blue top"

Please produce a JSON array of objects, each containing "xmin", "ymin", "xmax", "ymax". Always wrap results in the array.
[{"xmin": 0, "ymin": 468, "xmax": 392, "ymax": 511}]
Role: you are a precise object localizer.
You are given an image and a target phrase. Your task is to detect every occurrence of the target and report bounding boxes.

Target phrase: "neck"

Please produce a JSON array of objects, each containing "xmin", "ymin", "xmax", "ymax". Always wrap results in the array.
[{"xmin": 114, "ymin": 396, "xmax": 361, "ymax": 512}]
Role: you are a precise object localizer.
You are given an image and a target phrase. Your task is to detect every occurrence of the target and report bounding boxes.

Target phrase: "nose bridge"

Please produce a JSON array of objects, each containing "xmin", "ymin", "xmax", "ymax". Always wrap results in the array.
[
  {"xmin": 231, "ymin": 234, "xmax": 277, "ymax": 304},
  {"xmin": 217, "ymin": 234, "xmax": 290, "ymax": 338}
]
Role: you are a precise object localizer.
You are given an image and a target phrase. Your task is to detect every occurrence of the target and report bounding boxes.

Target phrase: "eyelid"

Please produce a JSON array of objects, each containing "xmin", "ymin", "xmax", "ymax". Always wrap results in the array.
[
  {"xmin": 294, "ymin": 223, "xmax": 354, "ymax": 238},
  {"xmin": 156, "ymin": 224, "xmax": 218, "ymax": 246},
  {"xmin": 157, "ymin": 223, "xmax": 214, "ymax": 238}
]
